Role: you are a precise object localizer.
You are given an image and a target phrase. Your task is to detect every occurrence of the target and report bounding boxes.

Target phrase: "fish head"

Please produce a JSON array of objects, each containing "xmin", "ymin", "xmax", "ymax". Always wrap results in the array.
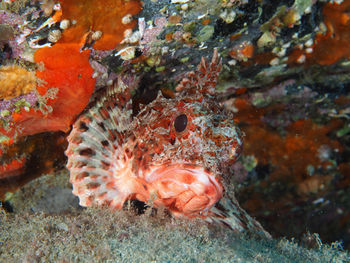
[{"xmin": 130, "ymin": 91, "xmax": 243, "ymax": 217}]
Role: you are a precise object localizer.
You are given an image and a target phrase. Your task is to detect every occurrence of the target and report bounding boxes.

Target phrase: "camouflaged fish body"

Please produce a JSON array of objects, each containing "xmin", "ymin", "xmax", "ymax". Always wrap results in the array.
[{"xmin": 66, "ymin": 51, "xmax": 270, "ymax": 238}]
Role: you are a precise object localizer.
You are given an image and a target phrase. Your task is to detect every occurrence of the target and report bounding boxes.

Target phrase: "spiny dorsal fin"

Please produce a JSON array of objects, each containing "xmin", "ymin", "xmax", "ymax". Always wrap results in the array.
[{"xmin": 176, "ymin": 49, "xmax": 221, "ymax": 96}]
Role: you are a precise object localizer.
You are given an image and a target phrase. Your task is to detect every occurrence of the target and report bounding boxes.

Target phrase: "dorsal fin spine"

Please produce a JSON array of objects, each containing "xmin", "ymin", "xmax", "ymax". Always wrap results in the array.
[{"xmin": 176, "ymin": 49, "xmax": 221, "ymax": 96}]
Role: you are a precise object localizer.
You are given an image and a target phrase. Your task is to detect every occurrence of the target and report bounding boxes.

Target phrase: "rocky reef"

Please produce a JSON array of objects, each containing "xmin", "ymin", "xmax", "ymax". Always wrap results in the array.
[{"xmin": 0, "ymin": 0, "xmax": 350, "ymax": 259}]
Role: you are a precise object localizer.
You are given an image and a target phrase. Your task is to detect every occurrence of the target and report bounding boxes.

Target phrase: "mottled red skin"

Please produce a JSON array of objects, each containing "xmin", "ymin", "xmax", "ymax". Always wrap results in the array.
[
  {"xmin": 125, "ymin": 91, "xmax": 243, "ymax": 217},
  {"xmin": 65, "ymin": 53, "xmax": 272, "ymax": 238},
  {"xmin": 66, "ymin": 51, "xmax": 243, "ymax": 218}
]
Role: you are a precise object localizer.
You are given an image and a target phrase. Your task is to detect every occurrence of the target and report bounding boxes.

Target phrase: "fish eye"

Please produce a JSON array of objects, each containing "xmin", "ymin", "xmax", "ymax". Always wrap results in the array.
[{"xmin": 174, "ymin": 114, "xmax": 188, "ymax": 133}]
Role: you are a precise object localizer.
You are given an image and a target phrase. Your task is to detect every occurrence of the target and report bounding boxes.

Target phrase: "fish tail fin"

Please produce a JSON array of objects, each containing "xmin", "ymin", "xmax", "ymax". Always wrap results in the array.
[{"xmin": 207, "ymin": 196, "xmax": 271, "ymax": 239}]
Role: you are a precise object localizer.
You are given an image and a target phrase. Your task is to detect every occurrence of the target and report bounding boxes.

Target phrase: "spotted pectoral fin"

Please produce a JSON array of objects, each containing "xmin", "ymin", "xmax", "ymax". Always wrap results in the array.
[
  {"xmin": 88, "ymin": 77, "xmax": 133, "ymax": 132},
  {"xmin": 70, "ymin": 169, "xmax": 131, "ymax": 209},
  {"xmin": 66, "ymin": 79, "xmax": 133, "ymax": 162},
  {"xmin": 66, "ymin": 78, "xmax": 135, "ymax": 209},
  {"xmin": 70, "ymin": 166, "xmax": 149, "ymax": 209},
  {"xmin": 176, "ymin": 49, "xmax": 221, "ymax": 96}
]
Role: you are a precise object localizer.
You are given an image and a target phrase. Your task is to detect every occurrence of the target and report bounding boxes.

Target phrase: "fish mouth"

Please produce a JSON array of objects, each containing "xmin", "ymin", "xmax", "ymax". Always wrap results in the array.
[{"xmin": 145, "ymin": 164, "xmax": 223, "ymax": 217}]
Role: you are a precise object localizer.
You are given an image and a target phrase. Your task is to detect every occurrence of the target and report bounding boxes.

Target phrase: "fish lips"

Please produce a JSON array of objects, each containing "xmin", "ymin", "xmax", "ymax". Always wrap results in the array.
[{"xmin": 145, "ymin": 163, "xmax": 223, "ymax": 217}]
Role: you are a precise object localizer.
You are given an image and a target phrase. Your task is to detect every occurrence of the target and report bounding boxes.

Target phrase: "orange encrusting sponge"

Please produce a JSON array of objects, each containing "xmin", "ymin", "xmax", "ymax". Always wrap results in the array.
[
  {"xmin": 58, "ymin": 0, "xmax": 142, "ymax": 50},
  {"xmin": 11, "ymin": 43, "xmax": 95, "ymax": 137}
]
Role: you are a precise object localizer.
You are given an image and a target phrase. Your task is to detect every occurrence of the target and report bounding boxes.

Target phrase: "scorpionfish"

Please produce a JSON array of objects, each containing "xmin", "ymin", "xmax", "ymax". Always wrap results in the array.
[{"xmin": 66, "ymin": 51, "xmax": 270, "ymax": 238}]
